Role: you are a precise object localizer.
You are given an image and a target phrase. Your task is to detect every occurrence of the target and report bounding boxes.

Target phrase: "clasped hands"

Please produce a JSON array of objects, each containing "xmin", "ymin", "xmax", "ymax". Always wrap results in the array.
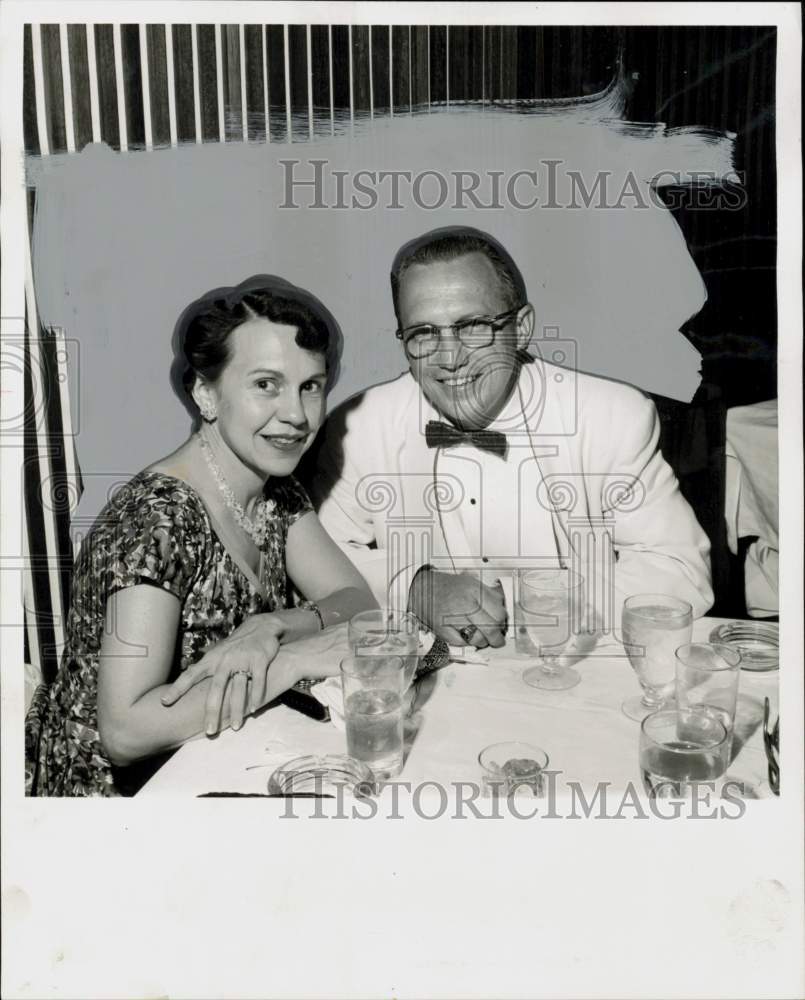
[
  {"xmin": 159, "ymin": 570, "xmax": 598, "ymax": 736},
  {"xmin": 159, "ymin": 612, "xmax": 339, "ymax": 736},
  {"xmin": 160, "ymin": 568, "xmax": 509, "ymax": 737}
]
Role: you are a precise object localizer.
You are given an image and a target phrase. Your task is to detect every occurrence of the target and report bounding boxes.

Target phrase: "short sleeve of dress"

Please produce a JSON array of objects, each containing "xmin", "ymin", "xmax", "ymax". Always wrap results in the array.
[
  {"xmin": 107, "ymin": 479, "xmax": 205, "ymax": 602},
  {"xmin": 266, "ymin": 475, "xmax": 313, "ymax": 528}
]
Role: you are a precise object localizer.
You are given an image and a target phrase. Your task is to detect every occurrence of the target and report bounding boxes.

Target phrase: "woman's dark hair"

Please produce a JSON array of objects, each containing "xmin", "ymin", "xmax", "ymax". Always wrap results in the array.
[{"xmin": 171, "ymin": 274, "xmax": 342, "ymax": 416}]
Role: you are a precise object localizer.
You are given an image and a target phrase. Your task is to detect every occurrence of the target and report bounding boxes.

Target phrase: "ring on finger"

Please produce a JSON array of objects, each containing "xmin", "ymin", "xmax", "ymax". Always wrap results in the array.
[
  {"xmin": 457, "ymin": 624, "xmax": 476, "ymax": 644},
  {"xmin": 231, "ymin": 669, "xmax": 251, "ymax": 681}
]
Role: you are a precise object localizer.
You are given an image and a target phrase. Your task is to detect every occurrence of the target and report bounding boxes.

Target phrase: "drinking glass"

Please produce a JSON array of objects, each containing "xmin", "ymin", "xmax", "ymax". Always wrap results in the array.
[
  {"xmin": 478, "ymin": 741, "xmax": 549, "ymax": 798},
  {"xmin": 621, "ymin": 594, "xmax": 693, "ymax": 722},
  {"xmin": 519, "ymin": 568, "xmax": 585, "ymax": 690},
  {"xmin": 639, "ymin": 708, "xmax": 730, "ymax": 799},
  {"xmin": 348, "ymin": 609, "xmax": 420, "ymax": 692},
  {"xmin": 340, "ymin": 654, "xmax": 405, "ymax": 780},
  {"xmin": 675, "ymin": 643, "xmax": 742, "ymax": 751}
]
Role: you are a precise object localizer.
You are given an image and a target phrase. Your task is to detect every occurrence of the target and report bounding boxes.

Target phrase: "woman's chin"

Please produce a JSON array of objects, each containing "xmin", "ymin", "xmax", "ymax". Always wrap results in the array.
[
  {"xmin": 263, "ymin": 457, "xmax": 301, "ymax": 479},
  {"xmin": 258, "ymin": 452, "xmax": 307, "ymax": 479}
]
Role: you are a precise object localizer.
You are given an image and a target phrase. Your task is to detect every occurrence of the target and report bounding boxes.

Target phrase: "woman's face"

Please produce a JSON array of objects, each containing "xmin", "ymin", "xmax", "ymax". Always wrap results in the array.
[{"xmin": 200, "ymin": 317, "xmax": 327, "ymax": 479}]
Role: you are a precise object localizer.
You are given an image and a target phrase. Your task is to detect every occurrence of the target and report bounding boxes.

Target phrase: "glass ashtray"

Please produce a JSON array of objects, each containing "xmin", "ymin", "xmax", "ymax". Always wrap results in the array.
[
  {"xmin": 478, "ymin": 741, "xmax": 550, "ymax": 797},
  {"xmin": 267, "ymin": 754, "xmax": 376, "ymax": 797},
  {"xmin": 708, "ymin": 621, "xmax": 779, "ymax": 672}
]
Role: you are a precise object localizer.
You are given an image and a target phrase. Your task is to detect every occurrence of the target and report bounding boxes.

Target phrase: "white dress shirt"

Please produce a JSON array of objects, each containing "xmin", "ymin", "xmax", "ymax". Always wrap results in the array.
[
  {"xmin": 427, "ymin": 382, "xmax": 562, "ymax": 590},
  {"xmin": 310, "ymin": 359, "xmax": 714, "ymax": 621}
]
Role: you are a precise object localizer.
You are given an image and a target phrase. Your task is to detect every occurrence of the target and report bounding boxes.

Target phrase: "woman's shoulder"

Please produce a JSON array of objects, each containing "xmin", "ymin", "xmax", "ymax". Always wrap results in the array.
[
  {"xmin": 94, "ymin": 471, "xmax": 210, "ymax": 539},
  {"xmin": 79, "ymin": 472, "xmax": 211, "ymax": 599},
  {"xmin": 118, "ymin": 470, "xmax": 206, "ymax": 509}
]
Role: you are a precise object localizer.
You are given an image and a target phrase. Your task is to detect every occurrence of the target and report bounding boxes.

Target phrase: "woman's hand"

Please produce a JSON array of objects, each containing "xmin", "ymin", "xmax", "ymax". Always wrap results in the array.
[{"xmin": 160, "ymin": 614, "xmax": 285, "ymax": 734}]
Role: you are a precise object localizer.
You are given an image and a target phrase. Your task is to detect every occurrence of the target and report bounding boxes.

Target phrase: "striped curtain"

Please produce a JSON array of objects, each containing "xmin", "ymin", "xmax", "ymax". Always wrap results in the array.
[
  {"xmin": 21, "ymin": 23, "xmax": 776, "ymax": 678},
  {"xmin": 23, "ymin": 25, "xmax": 623, "ymax": 154}
]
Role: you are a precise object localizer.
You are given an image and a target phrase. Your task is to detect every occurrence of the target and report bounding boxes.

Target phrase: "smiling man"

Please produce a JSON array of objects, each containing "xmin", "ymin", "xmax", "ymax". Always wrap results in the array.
[{"xmin": 309, "ymin": 226, "xmax": 713, "ymax": 647}]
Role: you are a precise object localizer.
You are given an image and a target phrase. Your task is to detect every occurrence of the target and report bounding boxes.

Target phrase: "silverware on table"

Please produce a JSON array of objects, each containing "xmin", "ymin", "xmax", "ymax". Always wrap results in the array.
[{"xmin": 763, "ymin": 697, "xmax": 780, "ymax": 796}]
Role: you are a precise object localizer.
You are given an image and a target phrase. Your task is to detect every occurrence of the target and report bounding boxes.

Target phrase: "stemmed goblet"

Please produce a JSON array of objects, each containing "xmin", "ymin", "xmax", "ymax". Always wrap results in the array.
[{"xmin": 520, "ymin": 568, "xmax": 588, "ymax": 691}]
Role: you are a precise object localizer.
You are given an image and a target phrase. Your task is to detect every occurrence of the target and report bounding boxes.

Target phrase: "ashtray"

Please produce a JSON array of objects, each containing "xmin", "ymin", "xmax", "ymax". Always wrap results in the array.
[
  {"xmin": 267, "ymin": 754, "xmax": 376, "ymax": 796},
  {"xmin": 478, "ymin": 741, "xmax": 549, "ymax": 797},
  {"xmin": 708, "ymin": 620, "xmax": 779, "ymax": 672}
]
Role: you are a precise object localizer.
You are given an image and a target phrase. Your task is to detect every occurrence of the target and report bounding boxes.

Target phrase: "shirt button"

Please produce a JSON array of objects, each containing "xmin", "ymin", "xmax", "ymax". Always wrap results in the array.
[
  {"xmin": 469, "ymin": 498, "xmax": 476, "ymax": 505},
  {"xmin": 482, "ymin": 557, "xmax": 489, "ymax": 563}
]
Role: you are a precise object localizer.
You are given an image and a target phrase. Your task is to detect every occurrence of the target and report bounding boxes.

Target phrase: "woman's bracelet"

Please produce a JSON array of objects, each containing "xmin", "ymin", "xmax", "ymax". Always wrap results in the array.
[{"xmin": 299, "ymin": 600, "xmax": 325, "ymax": 631}]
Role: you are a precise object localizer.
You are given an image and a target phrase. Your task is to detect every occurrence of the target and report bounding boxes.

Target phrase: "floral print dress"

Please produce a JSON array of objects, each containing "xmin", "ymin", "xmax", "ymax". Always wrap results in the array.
[{"xmin": 25, "ymin": 471, "xmax": 312, "ymax": 797}]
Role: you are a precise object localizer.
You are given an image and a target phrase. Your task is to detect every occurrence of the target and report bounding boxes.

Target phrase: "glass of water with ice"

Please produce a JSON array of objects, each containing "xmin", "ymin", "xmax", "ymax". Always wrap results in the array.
[
  {"xmin": 519, "ymin": 568, "xmax": 587, "ymax": 690},
  {"xmin": 340, "ymin": 654, "xmax": 406, "ymax": 781},
  {"xmin": 621, "ymin": 594, "xmax": 693, "ymax": 722},
  {"xmin": 348, "ymin": 609, "xmax": 420, "ymax": 692},
  {"xmin": 674, "ymin": 642, "xmax": 742, "ymax": 753}
]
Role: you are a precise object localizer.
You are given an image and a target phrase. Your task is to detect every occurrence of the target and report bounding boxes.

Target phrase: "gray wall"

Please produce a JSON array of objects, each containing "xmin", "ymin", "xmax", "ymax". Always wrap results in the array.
[{"xmin": 29, "ymin": 111, "xmax": 730, "ymax": 524}]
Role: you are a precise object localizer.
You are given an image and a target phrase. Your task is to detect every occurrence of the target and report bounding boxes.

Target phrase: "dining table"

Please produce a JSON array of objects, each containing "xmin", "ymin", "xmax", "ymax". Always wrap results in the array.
[{"xmin": 138, "ymin": 615, "xmax": 779, "ymax": 799}]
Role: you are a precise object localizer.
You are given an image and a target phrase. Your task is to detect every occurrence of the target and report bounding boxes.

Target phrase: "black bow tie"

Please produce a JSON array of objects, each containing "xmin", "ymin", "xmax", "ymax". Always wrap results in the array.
[{"xmin": 425, "ymin": 420, "xmax": 508, "ymax": 459}]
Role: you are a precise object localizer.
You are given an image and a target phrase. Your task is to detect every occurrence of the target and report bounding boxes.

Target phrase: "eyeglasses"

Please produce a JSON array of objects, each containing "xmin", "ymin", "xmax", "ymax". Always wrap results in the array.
[{"xmin": 395, "ymin": 306, "xmax": 522, "ymax": 359}]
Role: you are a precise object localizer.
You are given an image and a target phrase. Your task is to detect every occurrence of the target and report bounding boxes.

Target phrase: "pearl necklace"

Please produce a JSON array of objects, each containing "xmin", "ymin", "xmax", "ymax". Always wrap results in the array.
[{"xmin": 198, "ymin": 433, "xmax": 275, "ymax": 546}]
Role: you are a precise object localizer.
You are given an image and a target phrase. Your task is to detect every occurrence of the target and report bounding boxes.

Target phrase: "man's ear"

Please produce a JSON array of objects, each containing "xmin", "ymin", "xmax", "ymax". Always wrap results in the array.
[{"xmin": 515, "ymin": 303, "xmax": 535, "ymax": 352}]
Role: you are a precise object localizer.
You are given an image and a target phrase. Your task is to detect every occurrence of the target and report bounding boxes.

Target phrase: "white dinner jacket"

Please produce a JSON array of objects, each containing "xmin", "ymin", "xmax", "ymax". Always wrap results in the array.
[{"xmin": 310, "ymin": 359, "xmax": 713, "ymax": 621}]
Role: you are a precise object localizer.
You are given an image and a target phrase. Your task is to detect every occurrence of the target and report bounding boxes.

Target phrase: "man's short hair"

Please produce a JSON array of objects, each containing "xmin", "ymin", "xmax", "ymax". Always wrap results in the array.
[{"xmin": 390, "ymin": 226, "xmax": 527, "ymax": 320}]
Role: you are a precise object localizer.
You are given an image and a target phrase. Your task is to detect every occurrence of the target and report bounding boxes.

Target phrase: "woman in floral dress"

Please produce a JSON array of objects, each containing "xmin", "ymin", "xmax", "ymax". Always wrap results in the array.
[{"xmin": 25, "ymin": 276, "xmax": 377, "ymax": 796}]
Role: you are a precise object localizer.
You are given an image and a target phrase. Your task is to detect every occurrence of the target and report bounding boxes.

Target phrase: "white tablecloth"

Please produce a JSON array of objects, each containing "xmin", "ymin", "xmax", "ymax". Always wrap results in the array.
[
  {"xmin": 725, "ymin": 400, "xmax": 778, "ymax": 617},
  {"xmin": 138, "ymin": 616, "xmax": 778, "ymax": 799}
]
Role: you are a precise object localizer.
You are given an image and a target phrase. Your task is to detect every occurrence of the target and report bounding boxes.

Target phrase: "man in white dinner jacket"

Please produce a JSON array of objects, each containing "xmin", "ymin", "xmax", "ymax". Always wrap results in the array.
[{"xmin": 308, "ymin": 226, "xmax": 713, "ymax": 649}]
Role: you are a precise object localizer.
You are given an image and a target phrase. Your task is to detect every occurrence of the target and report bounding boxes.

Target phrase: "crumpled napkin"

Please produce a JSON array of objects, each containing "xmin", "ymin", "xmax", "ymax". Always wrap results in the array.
[{"xmin": 311, "ymin": 676, "xmax": 347, "ymax": 731}]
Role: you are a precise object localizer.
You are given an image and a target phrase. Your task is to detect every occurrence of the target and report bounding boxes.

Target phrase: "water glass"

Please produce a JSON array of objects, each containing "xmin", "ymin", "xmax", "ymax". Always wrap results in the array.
[
  {"xmin": 348, "ymin": 609, "xmax": 420, "ymax": 691},
  {"xmin": 639, "ymin": 708, "xmax": 730, "ymax": 799},
  {"xmin": 675, "ymin": 643, "xmax": 742, "ymax": 744},
  {"xmin": 478, "ymin": 741, "xmax": 549, "ymax": 798},
  {"xmin": 340, "ymin": 654, "xmax": 405, "ymax": 780},
  {"xmin": 621, "ymin": 594, "xmax": 693, "ymax": 722},
  {"xmin": 518, "ymin": 568, "xmax": 585, "ymax": 691}
]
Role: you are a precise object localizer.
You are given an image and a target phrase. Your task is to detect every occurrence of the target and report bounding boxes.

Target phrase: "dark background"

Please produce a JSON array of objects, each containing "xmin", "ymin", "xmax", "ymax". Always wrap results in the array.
[{"xmin": 623, "ymin": 26, "xmax": 777, "ymax": 408}]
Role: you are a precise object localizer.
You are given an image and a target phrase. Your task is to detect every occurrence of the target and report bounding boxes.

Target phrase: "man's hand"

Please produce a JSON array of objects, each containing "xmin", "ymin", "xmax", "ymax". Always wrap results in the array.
[{"xmin": 408, "ymin": 567, "xmax": 507, "ymax": 648}]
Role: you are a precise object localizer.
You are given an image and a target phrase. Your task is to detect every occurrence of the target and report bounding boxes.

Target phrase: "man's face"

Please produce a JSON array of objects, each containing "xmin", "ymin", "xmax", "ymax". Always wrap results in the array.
[{"xmin": 397, "ymin": 252, "xmax": 533, "ymax": 430}]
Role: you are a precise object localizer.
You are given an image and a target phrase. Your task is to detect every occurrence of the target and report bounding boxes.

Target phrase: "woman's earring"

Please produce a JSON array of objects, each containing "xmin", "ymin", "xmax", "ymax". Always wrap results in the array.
[{"xmin": 199, "ymin": 402, "xmax": 217, "ymax": 423}]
